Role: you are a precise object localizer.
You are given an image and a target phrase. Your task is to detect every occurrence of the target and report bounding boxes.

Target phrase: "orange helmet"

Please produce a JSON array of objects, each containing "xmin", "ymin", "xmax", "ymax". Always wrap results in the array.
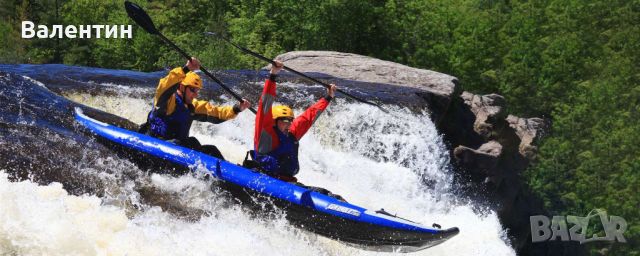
[
  {"xmin": 272, "ymin": 105, "xmax": 294, "ymax": 120},
  {"xmin": 182, "ymin": 72, "xmax": 202, "ymax": 89}
]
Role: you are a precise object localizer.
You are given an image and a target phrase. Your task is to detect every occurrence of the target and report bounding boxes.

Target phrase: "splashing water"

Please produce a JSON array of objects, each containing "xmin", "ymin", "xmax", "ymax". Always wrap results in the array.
[{"xmin": 0, "ymin": 82, "xmax": 515, "ymax": 255}]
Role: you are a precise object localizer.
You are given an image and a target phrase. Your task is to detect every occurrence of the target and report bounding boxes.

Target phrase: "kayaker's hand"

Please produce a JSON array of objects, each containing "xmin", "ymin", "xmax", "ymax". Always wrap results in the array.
[
  {"xmin": 186, "ymin": 57, "xmax": 200, "ymax": 71},
  {"xmin": 328, "ymin": 84, "xmax": 337, "ymax": 98},
  {"xmin": 239, "ymin": 99, "xmax": 251, "ymax": 111},
  {"xmin": 270, "ymin": 60, "xmax": 283, "ymax": 75}
]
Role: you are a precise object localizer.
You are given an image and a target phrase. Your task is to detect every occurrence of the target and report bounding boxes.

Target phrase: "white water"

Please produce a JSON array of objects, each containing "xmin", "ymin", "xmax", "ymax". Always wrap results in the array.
[{"xmin": 1, "ymin": 85, "xmax": 515, "ymax": 255}]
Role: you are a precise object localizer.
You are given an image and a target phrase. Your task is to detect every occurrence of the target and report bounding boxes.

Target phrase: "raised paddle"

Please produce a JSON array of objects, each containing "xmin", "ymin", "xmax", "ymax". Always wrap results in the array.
[
  {"xmin": 124, "ymin": 1, "xmax": 256, "ymax": 114},
  {"xmin": 203, "ymin": 32, "xmax": 389, "ymax": 113}
]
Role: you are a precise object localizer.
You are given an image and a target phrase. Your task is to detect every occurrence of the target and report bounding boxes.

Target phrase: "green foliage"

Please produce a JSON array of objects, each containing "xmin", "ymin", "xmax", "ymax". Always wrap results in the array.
[
  {"xmin": 0, "ymin": 17, "xmax": 27, "ymax": 63},
  {"xmin": 526, "ymin": 2, "xmax": 640, "ymax": 254},
  {"xmin": 1, "ymin": 0, "xmax": 638, "ymax": 254}
]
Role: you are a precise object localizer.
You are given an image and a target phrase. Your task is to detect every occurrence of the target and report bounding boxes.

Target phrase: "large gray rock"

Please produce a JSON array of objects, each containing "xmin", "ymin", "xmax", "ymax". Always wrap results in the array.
[
  {"xmin": 271, "ymin": 51, "xmax": 462, "ymax": 122},
  {"xmin": 272, "ymin": 51, "xmax": 460, "ymax": 94}
]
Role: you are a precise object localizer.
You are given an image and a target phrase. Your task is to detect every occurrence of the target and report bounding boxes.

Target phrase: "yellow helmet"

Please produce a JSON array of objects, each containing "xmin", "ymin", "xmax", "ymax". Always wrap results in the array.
[
  {"xmin": 272, "ymin": 105, "xmax": 294, "ymax": 120},
  {"xmin": 182, "ymin": 72, "xmax": 202, "ymax": 89}
]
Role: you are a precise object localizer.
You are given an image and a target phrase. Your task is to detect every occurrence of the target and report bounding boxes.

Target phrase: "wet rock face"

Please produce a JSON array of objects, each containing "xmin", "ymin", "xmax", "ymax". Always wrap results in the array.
[
  {"xmin": 453, "ymin": 141, "xmax": 503, "ymax": 177},
  {"xmin": 436, "ymin": 91, "xmax": 559, "ymax": 254},
  {"xmin": 0, "ymin": 72, "xmax": 135, "ymax": 195},
  {"xmin": 449, "ymin": 91, "xmax": 548, "ymax": 176}
]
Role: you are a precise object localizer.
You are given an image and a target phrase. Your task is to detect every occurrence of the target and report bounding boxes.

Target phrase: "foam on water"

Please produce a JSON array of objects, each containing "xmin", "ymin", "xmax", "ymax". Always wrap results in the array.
[
  {"xmin": 0, "ymin": 87, "xmax": 516, "ymax": 255},
  {"xmin": 64, "ymin": 93, "xmax": 152, "ymax": 125},
  {"xmin": 0, "ymin": 172, "xmax": 337, "ymax": 256}
]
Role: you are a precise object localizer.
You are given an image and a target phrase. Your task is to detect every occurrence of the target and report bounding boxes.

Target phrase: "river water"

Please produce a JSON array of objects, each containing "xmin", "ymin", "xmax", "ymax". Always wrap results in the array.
[{"xmin": 0, "ymin": 65, "xmax": 515, "ymax": 255}]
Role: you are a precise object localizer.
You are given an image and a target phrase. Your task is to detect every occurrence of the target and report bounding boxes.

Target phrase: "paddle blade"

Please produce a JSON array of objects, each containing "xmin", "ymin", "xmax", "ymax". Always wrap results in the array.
[
  {"xmin": 377, "ymin": 105, "xmax": 390, "ymax": 114},
  {"xmin": 203, "ymin": 31, "xmax": 231, "ymax": 42},
  {"xmin": 203, "ymin": 31, "xmax": 217, "ymax": 37},
  {"xmin": 124, "ymin": 1, "xmax": 158, "ymax": 34}
]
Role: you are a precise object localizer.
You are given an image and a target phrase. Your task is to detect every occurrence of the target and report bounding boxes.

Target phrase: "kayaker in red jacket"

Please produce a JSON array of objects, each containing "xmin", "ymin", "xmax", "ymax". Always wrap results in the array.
[{"xmin": 253, "ymin": 60, "xmax": 337, "ymax": 182}]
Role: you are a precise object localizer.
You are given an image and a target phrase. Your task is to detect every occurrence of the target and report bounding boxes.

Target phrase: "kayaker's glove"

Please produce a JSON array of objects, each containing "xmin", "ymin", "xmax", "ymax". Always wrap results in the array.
[
  {"xmin": 255, "ymin": 154, "xmax": 280, "ymax": 173},
  {"xmin": 268, "ymin": 73, "xmax": 277, "ymax": 82},
  {"xmin": 232, "ymin": 99, "xmax": 251, "ymax": 113},
  {"xmin": 325, "ymin": 83, "xmax": 337, "ymax": 102}
]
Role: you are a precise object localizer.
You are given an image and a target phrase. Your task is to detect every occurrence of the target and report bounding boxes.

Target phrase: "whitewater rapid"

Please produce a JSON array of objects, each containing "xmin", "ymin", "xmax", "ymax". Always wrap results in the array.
[{"xmin": 1, "ymin": 81, "xmax": 515, "ymax": 255}]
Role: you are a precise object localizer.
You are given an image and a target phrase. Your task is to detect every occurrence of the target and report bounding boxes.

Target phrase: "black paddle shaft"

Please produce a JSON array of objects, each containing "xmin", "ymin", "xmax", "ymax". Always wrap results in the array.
[
  {"xmin": 124, "ymin": 1, "xmax": 255, "ymax": 114},
  {"xmin": 204, "ymin": 32, "xmax": 389, "ymax": 113}
]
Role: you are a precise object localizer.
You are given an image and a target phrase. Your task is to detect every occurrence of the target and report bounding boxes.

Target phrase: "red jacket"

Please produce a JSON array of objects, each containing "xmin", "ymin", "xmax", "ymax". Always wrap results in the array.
[{"xmin": 254, "ymin": 78, "xmax": 331, "ymax": 154}]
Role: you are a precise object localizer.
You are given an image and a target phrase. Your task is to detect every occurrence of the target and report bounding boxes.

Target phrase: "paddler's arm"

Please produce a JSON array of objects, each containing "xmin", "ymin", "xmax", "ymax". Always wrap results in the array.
[
  {"xmin": 191, "ymin": 99, "xmax": 249, "ymax": 123},
  {"xmin": 254, "ymin": 60, "xmax": 283, "ymax": 154},
  {"xmin": 153, "ymin": 58, "xmax": 199, "ymax": 111},
  {"xmin": 289, "ymin": 84, "xmax": 336, "ymax": 140}
]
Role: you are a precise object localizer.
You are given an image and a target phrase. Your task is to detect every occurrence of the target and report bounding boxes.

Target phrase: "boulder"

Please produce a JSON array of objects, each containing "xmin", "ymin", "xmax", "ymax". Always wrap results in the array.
[
  {"xmin": 453, "ymin": 140, "xmax": 503, "ymax": 177},
  {"xmin": 461, "ymin": 92, "xmax": 507, "ymax": 139},
  {"xmin": 271, "ymin": 51, "xmax": 462, "ymax": 122},
  {"xmin": 506, "ymin": 115, "xmax": 548, "ymax": 160}
]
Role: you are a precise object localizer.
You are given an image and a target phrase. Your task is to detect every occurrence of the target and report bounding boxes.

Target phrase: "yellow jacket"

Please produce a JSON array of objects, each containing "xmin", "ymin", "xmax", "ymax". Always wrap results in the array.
[{"xmin": 153, "ymin": 67, "xmax": 239, "ymax": 123}]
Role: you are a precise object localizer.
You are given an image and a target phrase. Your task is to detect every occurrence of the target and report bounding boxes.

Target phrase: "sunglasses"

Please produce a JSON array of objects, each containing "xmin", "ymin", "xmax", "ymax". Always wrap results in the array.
[
  {"xmin": 279, "ymin": 118, "xmax": 293, "ymax": 123},
  {"xmin": 187, "ymin": 87, "xmax": 199, "ymax": 94}
]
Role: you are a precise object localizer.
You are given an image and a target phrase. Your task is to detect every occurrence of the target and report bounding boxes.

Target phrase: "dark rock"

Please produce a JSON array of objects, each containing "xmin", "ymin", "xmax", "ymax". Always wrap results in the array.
[
  {"xmin": 461, "ymin": 92, "xmax": 507, "ymax": 139},
  {"xmin": 506, "ymin": 115, "xmax": 549, "ymax": 160},
  {"xmin": 438, "ymin": 96, "xmax": 486, "ymax": 149},
  {"xmin": 453, "ymin": 141, "xmax": 503, "ymax": 177}
]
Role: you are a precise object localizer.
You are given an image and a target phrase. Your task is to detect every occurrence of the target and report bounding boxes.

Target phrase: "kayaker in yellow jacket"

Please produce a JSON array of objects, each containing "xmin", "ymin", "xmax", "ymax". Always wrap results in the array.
[{"xmin": 143, "ymin": 57, "xmax": 250, "ymax": 160}]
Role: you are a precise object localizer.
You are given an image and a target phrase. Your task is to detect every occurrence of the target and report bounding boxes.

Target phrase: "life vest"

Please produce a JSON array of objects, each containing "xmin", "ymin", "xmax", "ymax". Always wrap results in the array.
[
  {"xmin": 255, "ymin": 127, "xmax": 300, "ymax": 176},
  {"xmin": 148, "ymin": 93, "xmax": 194, "ymax": 141}
]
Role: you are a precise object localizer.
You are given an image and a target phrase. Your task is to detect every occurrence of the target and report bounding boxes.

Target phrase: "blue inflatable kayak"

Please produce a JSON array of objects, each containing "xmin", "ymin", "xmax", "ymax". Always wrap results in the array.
[{"xmin": 74, "ymin": 107, "xmax": 459, "ymax": 252}]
